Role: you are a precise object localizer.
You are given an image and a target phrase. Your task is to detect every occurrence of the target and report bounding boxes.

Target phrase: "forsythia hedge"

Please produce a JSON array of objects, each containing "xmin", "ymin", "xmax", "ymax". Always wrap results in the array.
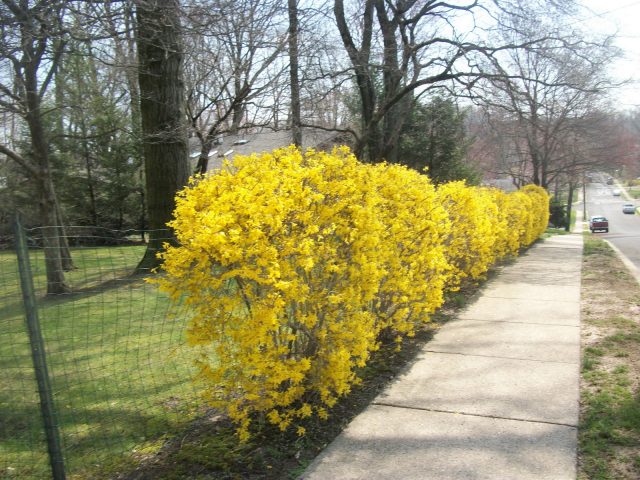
[{"xmin": 155, "ymin": 146, "xmax": 549, "ymax": 440}]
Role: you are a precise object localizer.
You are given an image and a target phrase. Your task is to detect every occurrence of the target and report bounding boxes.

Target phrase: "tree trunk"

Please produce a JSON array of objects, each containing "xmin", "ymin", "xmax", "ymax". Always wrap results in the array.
[
  {"xmin": 541, "ymin": 154, "xmax": 549, "ymax": 189},
  {"xmin": 82, "ymin": 129, "xmax": 99, "ymax": 227},
  {"xmin": 381, "ymin": 94, "xmax": 412, "ymax": 163},
  {"xmin": 135, "ymin": 0, "xmax": 190, "ymax": 273},
  {"xmin": 530, "ymin": 150, "xmax": 541, "ymax": 186},
  {"xmin": 38, "ymin": 175, "xmax": 71, "ymax": 294},
  {"xmin": 334, "ymin": 0, "xmax": 378, "ymax": 162},
  {"xmin": 25, "ymin": 69, "xmax": 71, "ymax": 294},
  {"xmin": 194, "ymin": 137, "xmax": 214, "ymax": 175},
  {"xmin": 565, "ymin": 182, "xmax": 574, "ymax": 232},
  {"xmin": 288, "ymin": 0, "xmax": 302, "ymax": 147},
  {"xmin": 375, "ymin": 0, "xmax": 404, "ymax": 163},
  {"xmin": 54, "ymin": 203, "xmax": 75, "ymax": 272},
  {"xmin": 361, "ymin": 123, "xmax": 383, "ymax": 163},
  {"xmin": 230, "ymin": 76, "xmax": 245, "ymax": 135},
  {"xmin": 138, "ymin": 168, "xmax": 146, "ymax": 242},
  {"xmin": 51, "ymin": 55, "xmax": 76, "ymax": 273}
]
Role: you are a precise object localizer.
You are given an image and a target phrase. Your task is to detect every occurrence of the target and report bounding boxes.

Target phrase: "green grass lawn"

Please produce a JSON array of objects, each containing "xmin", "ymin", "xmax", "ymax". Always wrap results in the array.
[{"xmin": 0, "ymin": 245, "xmax": 200, "ymax": 479}]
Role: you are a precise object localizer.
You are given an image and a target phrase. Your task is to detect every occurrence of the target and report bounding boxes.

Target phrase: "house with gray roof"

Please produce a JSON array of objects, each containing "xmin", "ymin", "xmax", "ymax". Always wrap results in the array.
[{"xmin": 189, "ymin": 128, "xmax": 350, "ymax": 173}]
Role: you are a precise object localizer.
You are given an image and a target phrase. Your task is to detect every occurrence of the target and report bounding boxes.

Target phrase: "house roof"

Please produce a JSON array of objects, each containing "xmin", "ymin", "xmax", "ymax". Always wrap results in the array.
[
  {"xmin": 189, "ymin": 128, "xmax": 346, "ymax": 173},
  {"xmin": 483, "ymin": 178, "xmax": 518, "ymax": 192}
]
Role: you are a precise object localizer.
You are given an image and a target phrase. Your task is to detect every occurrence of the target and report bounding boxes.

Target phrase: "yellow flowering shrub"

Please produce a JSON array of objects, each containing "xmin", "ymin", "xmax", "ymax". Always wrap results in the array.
[
  {"xmin": 495, "ymin": 185, "xmax": 549, "ymax": 252},
  {"xmin": 367, "ymin": 163, "xmax": 451, "ymax": 339},
  {"xmin": 436, "ymin": 182, "xmax": 501, "ymax": 288},
  {"xmin": 157, "ymin": 147, "xmax": 388, "ymax": 440},
  {"xmin": 154, "ymin": 146, "xmax": 550, "ymax": 440},
  {"xmin": 494, "ymin": 189, "xmax": 527, "ymax": 256},
  {"xmin": 487, "ymin": 188, "xmax": 519, "ymax": 258},
  {"xmin": 520, "ymin": 185, "xmax": 550, "ymax": 244}
]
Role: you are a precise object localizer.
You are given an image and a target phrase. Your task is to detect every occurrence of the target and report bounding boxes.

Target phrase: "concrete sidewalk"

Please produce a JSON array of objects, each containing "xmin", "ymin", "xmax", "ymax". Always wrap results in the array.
[{"xmin": 301, "ymin": 233, "xmax": 583, "ymax": 480}]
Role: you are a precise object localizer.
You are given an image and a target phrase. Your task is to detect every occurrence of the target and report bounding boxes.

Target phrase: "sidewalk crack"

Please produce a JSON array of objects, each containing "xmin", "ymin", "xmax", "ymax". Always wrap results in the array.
[
  {"xmin": 422, "ymin": 349, "xmax": 580, "ymax": 365},
  {"xmin": 452, "ymin": 318, "xmax": 580, "ymax": 327},
  {"xmin": 371, "ymin": 402, "xmax": 578, "ymax": 428}
]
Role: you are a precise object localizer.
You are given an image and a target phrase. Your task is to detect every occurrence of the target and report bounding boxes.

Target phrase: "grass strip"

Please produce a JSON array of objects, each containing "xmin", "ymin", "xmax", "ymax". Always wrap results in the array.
[{"xmin": 579, "ymin": 236, "xmax": 640, "ymax": 479}]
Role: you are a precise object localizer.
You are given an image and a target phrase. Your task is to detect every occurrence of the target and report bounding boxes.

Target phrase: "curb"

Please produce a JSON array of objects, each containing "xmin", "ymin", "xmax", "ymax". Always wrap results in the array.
[
  {"xmin": 604, "ymin": 239, "xmax": 640, "ymax": 287},
  {"xmin": 599, "ymin": 183, "xmax": 640, "ymax": 285}
]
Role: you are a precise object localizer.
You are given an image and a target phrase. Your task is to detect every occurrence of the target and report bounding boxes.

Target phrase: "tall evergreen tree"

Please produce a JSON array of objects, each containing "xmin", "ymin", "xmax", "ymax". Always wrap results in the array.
[{"xmin": 399, "ymin": 97, "xmax": 478, "ymax": 184}]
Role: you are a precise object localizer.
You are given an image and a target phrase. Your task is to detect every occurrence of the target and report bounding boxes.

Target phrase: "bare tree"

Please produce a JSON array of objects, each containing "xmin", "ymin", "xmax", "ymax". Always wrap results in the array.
[
  {"xmin": 295, "ymin": 2, "xmax": 353, "ymax": 131},
  {"xmin": 476, "ymin": 9, "xmax": 617, "ymax": 188},
  {"xmin": 606, "ymin": 110, "xmax": 640, "ymax": 180},
  {"xmin": 331, "ymin": 0, "xmax": 606, "ymax": 164},
  {"xmin": 0, "ymin": 0, "xmax": 72, "ymax": 294},
  {"xmin": 470, "ymin": 110, "xmax": 533, "ymax": 187},
  {"xmin": 333, "ymin": 0, "xmax": 481, "ymax": 162},
  {"xmin": 183, "ymin": 0, "xmax": 288, "ymax": 174}
]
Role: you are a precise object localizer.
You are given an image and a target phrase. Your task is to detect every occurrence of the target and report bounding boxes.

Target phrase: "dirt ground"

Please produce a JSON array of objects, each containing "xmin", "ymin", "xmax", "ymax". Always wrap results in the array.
[{"xmin": 580, "ymin": 237, "xmax": 640, "ymax": 479}]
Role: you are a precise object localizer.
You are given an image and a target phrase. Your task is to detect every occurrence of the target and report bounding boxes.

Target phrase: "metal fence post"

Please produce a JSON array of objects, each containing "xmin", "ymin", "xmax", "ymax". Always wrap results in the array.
[{"xmin": 13, "ymin": 215, "xmax": 66, "ymax": 480}]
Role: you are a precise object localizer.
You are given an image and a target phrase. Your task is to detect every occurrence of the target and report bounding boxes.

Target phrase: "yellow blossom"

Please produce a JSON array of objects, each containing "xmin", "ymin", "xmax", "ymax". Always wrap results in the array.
[{"xmin": 152, "ymin": 145, "xmax": 549, "ymax": 440}]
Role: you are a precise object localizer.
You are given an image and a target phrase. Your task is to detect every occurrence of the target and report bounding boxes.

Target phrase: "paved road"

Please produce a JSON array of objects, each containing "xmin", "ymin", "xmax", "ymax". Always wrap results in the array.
[{"xmin": 585, "ymin": 180, "xmax": 640, "ymax": 272}]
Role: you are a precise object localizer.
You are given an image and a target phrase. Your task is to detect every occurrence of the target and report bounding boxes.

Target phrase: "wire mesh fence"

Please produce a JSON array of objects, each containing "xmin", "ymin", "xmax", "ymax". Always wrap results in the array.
[{"xmin": 1, "ymin": 222, "xmax": 201, "ymax": 479}]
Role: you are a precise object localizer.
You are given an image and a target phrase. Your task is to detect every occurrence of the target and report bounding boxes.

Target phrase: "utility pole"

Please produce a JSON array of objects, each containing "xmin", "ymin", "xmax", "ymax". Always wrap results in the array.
[{"xmin": 583, "ymin": 173, "xmax": 587, "ymax": 220}]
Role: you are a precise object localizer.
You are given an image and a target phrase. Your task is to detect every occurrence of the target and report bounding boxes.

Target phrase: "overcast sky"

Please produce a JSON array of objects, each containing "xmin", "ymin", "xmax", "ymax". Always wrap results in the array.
[{"xmin": 579, "ymin": 0, "xmax": 640, "ymax": 108}]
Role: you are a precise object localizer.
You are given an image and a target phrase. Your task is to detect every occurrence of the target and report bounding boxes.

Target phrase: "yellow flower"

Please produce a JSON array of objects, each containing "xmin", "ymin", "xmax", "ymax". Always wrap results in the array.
[{"xmin": 152, "ymin": 145, "xmax": 549, "ymax": 440}]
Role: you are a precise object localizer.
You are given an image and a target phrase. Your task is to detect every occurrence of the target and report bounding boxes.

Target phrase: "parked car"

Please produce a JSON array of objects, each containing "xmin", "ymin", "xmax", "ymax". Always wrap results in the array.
[
  {"xmin": 589, "ymin": 216, "xmax": 609, "ymax": 233},
  {"xmin": 623, "ymin": 203, "xmax": 637, "ymax": 214},
  {"xmin": 607, "ymin": 177, "xmax": 614, "ymax": 185},
  {"xmin": 613, "ymin": 188, "xmax": 621, "ymax": 196}
]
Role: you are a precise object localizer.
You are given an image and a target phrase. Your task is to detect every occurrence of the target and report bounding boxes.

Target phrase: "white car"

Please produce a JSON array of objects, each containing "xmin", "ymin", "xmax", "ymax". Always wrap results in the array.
[
  {"xmin": 613, "ymin": 189, "xmax": 621, "ymax": 196},
  {"xmin": 622, "ymin": 203, "xmax": 636, "ymax": 214}
]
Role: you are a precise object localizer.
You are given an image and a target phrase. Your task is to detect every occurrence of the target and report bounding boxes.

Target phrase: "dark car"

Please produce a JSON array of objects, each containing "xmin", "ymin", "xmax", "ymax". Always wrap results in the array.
[{"xmin": 589, "ymin": 216, "xmax": 609, "ymax": 233}]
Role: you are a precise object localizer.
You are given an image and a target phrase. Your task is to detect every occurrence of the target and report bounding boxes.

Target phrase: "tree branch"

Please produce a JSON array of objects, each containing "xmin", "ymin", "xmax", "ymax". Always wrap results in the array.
[{"xmin": 0, "ymin": 143, "xmax": 39, "ymax": 177}]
